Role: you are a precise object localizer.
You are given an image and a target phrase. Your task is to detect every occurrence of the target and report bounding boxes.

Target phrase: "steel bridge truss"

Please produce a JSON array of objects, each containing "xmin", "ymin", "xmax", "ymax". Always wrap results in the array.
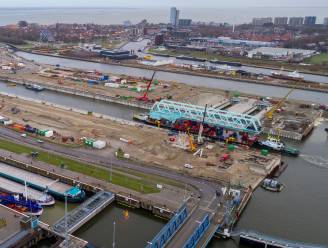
[
  {"xmin": 150, "ymin": 100, "xmax": 262, "ymax": 134},
  {"xmin": 146, "ymin": 206, "xmax": 188, "ymax": 248},
  {"xmin": 183, "ymin": 214, "xmax": 210, "ymax": 248}
]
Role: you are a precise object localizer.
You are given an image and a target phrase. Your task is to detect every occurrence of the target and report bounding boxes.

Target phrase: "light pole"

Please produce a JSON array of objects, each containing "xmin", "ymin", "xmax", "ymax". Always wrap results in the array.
[
  {"xmin": 112, "ymin": 221, "xmax": 116, "ymax": 248},
  {"xmin": 110, "ymin": 157, "xmax": 112, "ymax": 183},
  {"xmin": 64, "ymin": 193, "xmax": 68, "ymax": 248}
]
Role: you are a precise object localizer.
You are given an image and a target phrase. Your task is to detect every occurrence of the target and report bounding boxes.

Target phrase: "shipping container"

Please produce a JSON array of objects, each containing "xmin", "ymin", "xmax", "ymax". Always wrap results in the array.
[
  {"xmin": 93, "ymin": 140, "xmax": 106, "ymax": 149},
  {"xmin": 45, "ymin": 130, "xmax": 54, "ymax": 138}
]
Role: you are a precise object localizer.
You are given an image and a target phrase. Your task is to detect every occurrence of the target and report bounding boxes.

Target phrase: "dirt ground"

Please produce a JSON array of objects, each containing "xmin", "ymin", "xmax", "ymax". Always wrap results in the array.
[{"xmin": 0, "ymin": 95, "xmax": 280, "ymax": 189}]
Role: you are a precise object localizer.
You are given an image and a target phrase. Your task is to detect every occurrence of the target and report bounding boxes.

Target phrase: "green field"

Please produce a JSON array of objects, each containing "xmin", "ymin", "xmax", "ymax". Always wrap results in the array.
[
  {"xmin": 0, "ymin": 139, "xmax": 160, "ymax": 194},
  {"xmin": 305, "ymin": 53, "xmax": 328, "ymax": 65}
]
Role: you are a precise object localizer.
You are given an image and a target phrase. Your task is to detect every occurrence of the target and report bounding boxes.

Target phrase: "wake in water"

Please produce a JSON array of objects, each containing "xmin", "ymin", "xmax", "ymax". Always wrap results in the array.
[
  {"xmin": 314, "ymin": 117, "xmax": 326, "ymax": 127},
  {"xmin": 300, "ymin": 154, "xmax": 328, "ymax": 169}
]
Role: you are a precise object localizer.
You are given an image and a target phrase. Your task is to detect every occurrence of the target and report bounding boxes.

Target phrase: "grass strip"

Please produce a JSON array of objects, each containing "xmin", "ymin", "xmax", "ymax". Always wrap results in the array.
[{"xmin": 0, "ymin": 138, "xmax": 160, "ymax": 194}]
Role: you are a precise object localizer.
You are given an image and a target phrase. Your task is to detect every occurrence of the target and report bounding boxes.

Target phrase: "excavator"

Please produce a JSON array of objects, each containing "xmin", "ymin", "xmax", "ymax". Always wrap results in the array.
[
  {"xmin": 136, "ymin": 71, "xmax": 156, "ymax": 102},
  {"xmin": 187, "ymin": 128, "xmax": 196, "ymax": 152},
  {"xmin": 264, "ymin": 88, "xmax": 294, "ymax": 120}
]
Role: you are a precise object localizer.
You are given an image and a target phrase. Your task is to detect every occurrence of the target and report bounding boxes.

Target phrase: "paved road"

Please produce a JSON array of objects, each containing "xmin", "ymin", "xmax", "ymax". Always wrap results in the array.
[{"xmin": 0, "ymin": 127, "xmax": 221, "ymax": 247}]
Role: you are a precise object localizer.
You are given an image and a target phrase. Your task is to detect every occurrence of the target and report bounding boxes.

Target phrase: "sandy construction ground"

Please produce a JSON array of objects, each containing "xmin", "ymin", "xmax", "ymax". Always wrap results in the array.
[{"xmin": 0, "ymin": 95, "xmax": 280, "ymax": 189}]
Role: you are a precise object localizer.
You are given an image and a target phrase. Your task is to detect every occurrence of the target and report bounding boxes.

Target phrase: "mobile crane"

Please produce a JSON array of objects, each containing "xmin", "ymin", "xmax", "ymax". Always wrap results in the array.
[{"xmin": 136, "ymin": 71, "xmax": 156, "ymax": 102}]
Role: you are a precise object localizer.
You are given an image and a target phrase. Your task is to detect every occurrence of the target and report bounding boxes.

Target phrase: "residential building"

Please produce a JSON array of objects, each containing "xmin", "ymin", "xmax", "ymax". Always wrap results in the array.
[
  {"xmin": 154, "ymin": 34, "xmax": 164, "ymax": 46},
  {"xmin": 274, "ymin": 17, "xmax": 288, "ymax": 25},
  {"xmin": 252, "ymin": 17, "xmax": 273, "ymax": 26},
  {"xmin": 289, "ymin": 17, "xmax": 304, "ymax": 26},
  {"xmin": 170, "ymin": 7, "xmax": 180, "ymax": 26},
  {"xmin": 304, "ymin": 16, "xmax": 316, "ymax": 25},
  {"xmin": 178, "ymin": 19, "xmax": 192, "ymax": 27},
  {"xmin": 324, "ymin": 17, "xmax": 328, "ymax": 25}
]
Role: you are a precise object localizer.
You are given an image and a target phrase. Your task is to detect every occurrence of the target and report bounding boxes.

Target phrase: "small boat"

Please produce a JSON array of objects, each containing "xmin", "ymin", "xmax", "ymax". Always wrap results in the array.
[
  {"xmin": 37, "ymin": 192, "xmax": 55, "ymax": 206},
  {"xmin": 258, "ymin": 136, "xmax": 284, "ymax": 151},
  {"xmin": 24, "ymin": 84, "xmax": 44, "ymax": 92},
  {"xmin": 271, "ymin": 69, "xmax": 304, "ymax": 81},
  {"xmin": 261, "ymin": 179, "xmax": 284, "ymax": 192},
  {"xmin": 0, "ymin": 192, "xmax": 43, "ymax": 216},
  {"xmin": 7, "ymin": 83, "xmax": 16, "ymax": 87},
  {"xmin": 133, "ymin": 113, "xmax": 149, "ymax": 123}
]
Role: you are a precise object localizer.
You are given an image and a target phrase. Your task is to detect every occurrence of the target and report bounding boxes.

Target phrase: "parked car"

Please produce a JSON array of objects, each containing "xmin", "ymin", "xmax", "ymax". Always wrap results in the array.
[{"xmin": 184, "ymin": 163, "xmax": 193, "ymax": 169}]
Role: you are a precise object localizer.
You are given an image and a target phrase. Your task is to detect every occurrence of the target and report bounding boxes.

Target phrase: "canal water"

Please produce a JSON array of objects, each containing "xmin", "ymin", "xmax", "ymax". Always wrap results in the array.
[
  {"xmin": 16, "ymin": 51, "xmax": 328, "ymax": 105},
  {"xmin": 39, "ymin": 202, "xmax": 165, "ymax": 248},
  {"xmin": 209, "ymin": 119, "xmax": 328, "ymax": 247},
  {"xmin": 0, "ymin": 82, "xmax": 143, "ymax": 120}
]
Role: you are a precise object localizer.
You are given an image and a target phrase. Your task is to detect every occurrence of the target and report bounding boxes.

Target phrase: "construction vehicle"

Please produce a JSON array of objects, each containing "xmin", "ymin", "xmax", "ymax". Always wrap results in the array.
[
  {"xmin": 136, "ymin": 71, "xmax": 156, "ymax": 102},
  {"xmin": 265, "ymin": 88, "xmax": 293, "ymax": 120},
  {"xmin": 187, "ymin": 128, "xmax": 196, "ymax": 152}
]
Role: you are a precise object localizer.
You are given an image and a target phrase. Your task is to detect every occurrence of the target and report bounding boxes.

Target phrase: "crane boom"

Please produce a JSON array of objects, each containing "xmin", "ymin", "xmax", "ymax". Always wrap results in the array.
[
  {"xmin": 265, "ymin": 88, "xmax": 293, "ymax": 120},
  {"xmin": 136, "ymin": 71, "xmax": 156, "ymax": 101},
  {"xmin": 197, "ymin": 104, "xmax": 208, "ymax": 144}
]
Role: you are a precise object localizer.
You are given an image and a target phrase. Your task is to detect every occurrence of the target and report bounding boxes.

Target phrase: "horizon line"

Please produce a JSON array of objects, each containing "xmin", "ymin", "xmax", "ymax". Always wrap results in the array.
[{"xmin": 1, "ymin": 6, "xmax": 328, "ymax": 9}]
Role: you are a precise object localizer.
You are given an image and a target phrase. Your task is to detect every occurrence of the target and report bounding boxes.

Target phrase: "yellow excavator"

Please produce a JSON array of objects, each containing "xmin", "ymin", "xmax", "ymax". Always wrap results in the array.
[
  {"xmin": 186, "ymin": 128, "xmax": 196, "ymax": 152},
  {"xmin": 265, "ymin": 88, "xmax": 294, "ymax": 120}
]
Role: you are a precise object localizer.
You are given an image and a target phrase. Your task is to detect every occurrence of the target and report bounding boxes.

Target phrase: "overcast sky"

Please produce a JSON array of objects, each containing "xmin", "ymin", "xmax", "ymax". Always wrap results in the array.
[{"xmin": 2, "ymin": 0, "xmax": 328, "ymax": 8}]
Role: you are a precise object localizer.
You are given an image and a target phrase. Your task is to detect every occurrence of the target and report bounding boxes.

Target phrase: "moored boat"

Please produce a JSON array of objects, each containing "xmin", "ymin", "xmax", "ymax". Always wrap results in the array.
[
  {"xmin": 37, "ymin": 192, "xmax": 55, "ymax": 206},
  {"xmin": 271, "ymin": 70, "xmax": 304, "ymax": 81},
  {"xmin": 0, "ymin": 192, "xmax": 43, "ymax": 216},
  {"xmin": 24, "ymin": 84, "xmax": 45, "ymax": 92},
  {"xmin": 261, "ymin": 179, "xmax": 284, "ymax": 192},
  {"xmin": 258, "ymin": 136, "xmax": 285, "ymax": 151}
]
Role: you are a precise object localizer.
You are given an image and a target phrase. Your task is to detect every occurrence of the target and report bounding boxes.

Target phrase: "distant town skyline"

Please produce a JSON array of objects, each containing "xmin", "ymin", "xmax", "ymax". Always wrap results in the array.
[{"xmin": 1, "ymin": 0, "xmax": 328, "ymax": 8}]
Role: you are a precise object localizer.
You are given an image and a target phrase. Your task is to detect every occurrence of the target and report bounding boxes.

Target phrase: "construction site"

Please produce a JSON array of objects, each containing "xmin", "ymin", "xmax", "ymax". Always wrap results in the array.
[
  {"xmin": 0, "ymin": 42, "xmax": 327, "ymax": 248},
  {"xmin": 0, "ymin": 94, "xmax": 282, "ymax": 189},
  {"xmin": 0, "ymin": 48, "xmax": 322, "ymax": 141}
]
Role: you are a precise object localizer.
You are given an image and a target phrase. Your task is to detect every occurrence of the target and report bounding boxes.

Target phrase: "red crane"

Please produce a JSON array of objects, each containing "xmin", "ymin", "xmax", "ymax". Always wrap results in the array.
[{"xmin": 136, "ymin": 71, "xmax": 156, "ymax": 102}]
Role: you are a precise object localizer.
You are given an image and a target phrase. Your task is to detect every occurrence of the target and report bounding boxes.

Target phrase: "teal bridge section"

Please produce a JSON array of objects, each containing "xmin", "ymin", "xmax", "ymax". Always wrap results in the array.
[
  {"xmin": 183, "ymin": 214, "xmax": 210, "ymax": 248},
  {"xmin": 146, "ymin": 205, "xmax": 188, "ymax": 248},
  {"xmin": 150, "ymin": 100, "xmax": 262, "ymax": 134}
]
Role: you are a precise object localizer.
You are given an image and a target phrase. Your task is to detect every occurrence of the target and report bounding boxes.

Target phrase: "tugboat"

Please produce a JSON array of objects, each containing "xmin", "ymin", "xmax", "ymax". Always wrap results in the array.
[
  {"xmin": 37, "ymin": 192, "xmax": 55, "ymax": 206},
  {"xmin": 261, "ymin": 179, "xmax": 284, "ymax": 192},
  {"xmin": 24, "ymin": 84, "xmax": 44, "ymax": 92},
  {"xmin": 0, "ymin": 192, "xmax": 43, "ymax": 216},
  {"xmin": 258, "ymin": 136, "xmax": 299, "ymax": 156},
  {"xmin": 258, "ymin": 136, "xmax": 285, "ymax": 151}
]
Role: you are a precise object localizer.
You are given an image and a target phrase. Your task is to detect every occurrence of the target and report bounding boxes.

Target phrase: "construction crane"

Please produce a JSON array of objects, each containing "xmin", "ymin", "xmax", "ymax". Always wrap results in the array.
[
  {"xmin": 265, "ymin": 88, "xmax": 293, "ymax": 120},
  {"xmin": 44, "ymin": 179, "xmax": 59, "ymax": 193},
  {"xmin": 197, "ymin": 104, "xmax": 208, "ymax": 144},
  {"xmin": 136, "ymin": 71, "xmax": 156, "ymax": 102}
]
